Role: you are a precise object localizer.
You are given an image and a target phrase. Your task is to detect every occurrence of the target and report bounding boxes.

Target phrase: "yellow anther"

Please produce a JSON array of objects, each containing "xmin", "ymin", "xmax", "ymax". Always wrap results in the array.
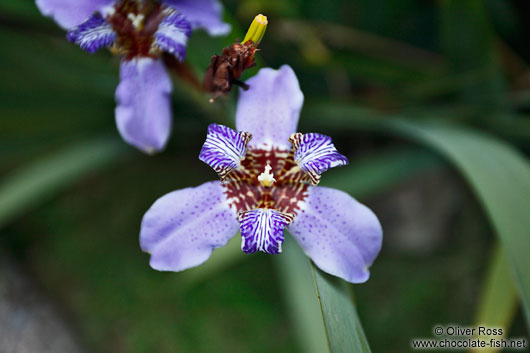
[
  {"xmin": 258, "ymin": 163, "xmax": 275, "ymax": 187},
  {"xmin": 242, "ymin": 14, "xmax": 268, "ymax": 46}
]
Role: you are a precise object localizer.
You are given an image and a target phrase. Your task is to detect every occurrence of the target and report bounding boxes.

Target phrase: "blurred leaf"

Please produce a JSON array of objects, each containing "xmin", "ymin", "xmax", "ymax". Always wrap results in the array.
[
  {"xmin": 439, "ymin": 0, "xmax": 506, "ymax": 109},
  {"xmin": 471, "ymin": 246, "xmax": 518, "ymax": 353},
  {"xmin": 276, "ymin": 237, "xmax": 330, "ymax": 353},
  {"xmin": 390, "ymin": 121, "xmax": 530, "ymax": 330},
  {"xmin": 323, "ymin": 148, "xmax": 442, "ymax": 197},
  {"xmin": 0, "ymin": 135, "xmax": 129, "ymax": 228}
]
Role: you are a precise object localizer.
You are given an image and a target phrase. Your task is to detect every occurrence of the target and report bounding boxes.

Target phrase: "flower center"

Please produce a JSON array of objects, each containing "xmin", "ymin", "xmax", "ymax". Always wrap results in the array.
[
  {"xmin": 106, "ymin": 0, "xmax": 166, "ymax": 59},
  {"xmin": 258, "ymin": 163, "xmax": 276, "ymax": 187},
  {"xmin": 223, "ymin": 147, "xmax": 309, "ymax": 215}
]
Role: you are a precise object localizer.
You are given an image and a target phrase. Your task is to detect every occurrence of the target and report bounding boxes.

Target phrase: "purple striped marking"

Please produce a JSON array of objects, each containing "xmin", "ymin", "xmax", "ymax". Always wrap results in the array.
[
  {"xmin": 153, "ymin": 9, "xmax": 191, "ymax": 61},
  {"xmin": 66, "ymin": 12, "xmax": 116, "ymax": 53},
  {"xmin": 238, "ymin": 209, "xmax": 294, "ymax": 254},
  {"xmin": 289, "ymin": 132, "xmax": 348, "ymax": 185},
  {"xmin": 199, "ymin": 123, "xmax": 252, "ymax": 180}
]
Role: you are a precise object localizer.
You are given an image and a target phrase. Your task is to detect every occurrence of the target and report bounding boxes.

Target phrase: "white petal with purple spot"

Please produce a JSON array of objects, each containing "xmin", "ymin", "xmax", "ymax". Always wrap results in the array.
[
  {"xmin": 239, "ymin": 209, "xmax": 294, "ymax": 254},
  {"xmin": 153, "ymin": 10, "xmax": 191, "ymax": 61},
  {"xmin": 236, "ymin": 65, "xmax": 304, "ymax": 150},
  {"xmin": 66, "ymin": 12, "xmax": 116, "ymax": 53},
  {"xmin": 140, "ymin": 181, "xmax": 240, "ymax": 272},
  {"xmin": 199, "ymin": 124, "xmax": 252, "ymax": 180},
  {"xmin": 288, "ymin": 186, "xmax": 382, "ymax": 283},
  {"xmin": 36, "ymin": 0, "xmax": 115, "ymax": 29},
  {"xmin": 289, "ymin": 132, "xmax": 349, "ymax": 185}
]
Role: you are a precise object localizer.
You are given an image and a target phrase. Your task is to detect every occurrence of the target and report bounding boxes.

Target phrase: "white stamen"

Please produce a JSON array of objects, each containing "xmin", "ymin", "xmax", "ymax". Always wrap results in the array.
[
  {"xmin": 258, "ymin": 163, "xmax": 276, "ymax": 187},
  {"xmin": 127, "ymin": 13, "xmax": 145, "ymax": 29}
]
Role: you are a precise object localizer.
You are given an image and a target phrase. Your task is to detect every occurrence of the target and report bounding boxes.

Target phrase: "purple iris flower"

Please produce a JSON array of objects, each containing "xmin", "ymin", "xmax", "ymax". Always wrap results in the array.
[
  {"xmin": 36, "ymin": 0, "xmax": 230, "ymax": 153},
  {"xmin": 140, "ymin": 65, "xmax": 383, "ymax": 283}
]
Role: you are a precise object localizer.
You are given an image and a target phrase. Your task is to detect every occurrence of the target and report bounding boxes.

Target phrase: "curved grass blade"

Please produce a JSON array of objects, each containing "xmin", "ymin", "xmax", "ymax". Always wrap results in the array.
[
  {"xmin": 0, "ymin": 135, "xmax": 129, "ymax": 228},
  {"xmin": 471, "ymin": 246, "xmax": 518, "ymax": 353},
  {"xmin": 312, "ymin": 267, "xmax": 371, "ymax": 353},
  {"xmin": 278, "ymin": 237, "xmax": 371, "ymax": 353},
  {"xmin": 389, "ymin": 120, "xmax": 530, "ymax": 330},
  {"xmin": 276, "ymin": 237, "xmax": 330, "ymax": 353}
]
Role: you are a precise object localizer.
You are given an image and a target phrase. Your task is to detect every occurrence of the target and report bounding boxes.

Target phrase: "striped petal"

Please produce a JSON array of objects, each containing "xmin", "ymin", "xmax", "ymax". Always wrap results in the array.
[
  {"xmin": 238, "ymin": 209, "xmax": 294, "ymax": 254},
  {"xmin": 153, "ymin": 10, "xmax": 191, "ymax": 61},
  {"xmin": 66, "ymin": 12, "xmax": 116, "ymax": 53},
  {"xmin": 199, "ymin": 124, "xmax": 252, "ymax": 180},
  {"xmin": 289, "ymin": 132, "xmax": 348, "ymax": 185}
]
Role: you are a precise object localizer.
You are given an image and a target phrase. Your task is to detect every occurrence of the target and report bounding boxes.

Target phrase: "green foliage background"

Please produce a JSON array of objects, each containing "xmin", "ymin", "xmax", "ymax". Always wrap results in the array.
[{"xmin": 1, "ymin": 0, "xmax": 529, "ymax": 352}]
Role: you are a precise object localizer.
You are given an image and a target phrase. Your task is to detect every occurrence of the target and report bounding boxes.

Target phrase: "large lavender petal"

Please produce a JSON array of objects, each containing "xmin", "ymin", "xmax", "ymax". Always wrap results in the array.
[
  {"xmin": 66, "ymin": 12, "xmax": 116, "ymax": 53},
  {"xmin": 115, "ymin": 58, "xmax": 172, "ymax": 154},
  {"xmin": 288, "ymin": 186, "xmax": 382, "ymax": 283},
  {"xmin": 163, "ymin": 0, "xmax": 230, "ymax": 36},
  {"xmin": 140, "ymin": 181, "xmax": 239, "ymax": 271},
  {"xmin": 289, "ymin": 132, "xmax": 349, "ymax": 185},
  {"xmin": 153, "ymin": 10, "xmax": 191, "ymax": 61},
  {"xmin": 199, "ymin": 124, "xmax": 252, "ymax": 180},
  {"xmin": 35, "ymin": 0, "xmax": 115, "ymax": 29},
  {"xmin": 236, "ymin": 65, "xmax": 304, "ymax": 150},
  {"xmin": 238, "ymin": 209, "xmax": 294, "ymax": 254}
]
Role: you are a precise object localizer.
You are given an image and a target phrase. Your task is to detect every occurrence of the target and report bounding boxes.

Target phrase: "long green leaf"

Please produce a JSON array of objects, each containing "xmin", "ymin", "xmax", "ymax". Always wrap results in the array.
[
  {"xmin": 278, "ymin": 238, "xmax": 371, "ymax": 353},
  {"xmin": 312, "ymin": 267, "xmax": 371, "ymax": 353},
  {"xmin": 472, "ymin": 246, "xmax": 518, "ymax": 353},
  {"xmin": 276, "ymin": 237, "xmax": 330, "ymax": 353},
  {"xmin": 0, "ymin": 136, "xmax": 129, "ymax": 228},
  {"xmin": 389, "ymin": 120, "xmax": 530, "ymax": 329}
]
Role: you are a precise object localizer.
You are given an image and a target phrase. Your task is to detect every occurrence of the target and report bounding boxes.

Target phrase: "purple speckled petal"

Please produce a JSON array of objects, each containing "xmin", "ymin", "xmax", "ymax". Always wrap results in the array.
[
  {"xmin": 35, "ymin": 0, "xmax": 115, "ymax": 29},
  {"xmin": 199, "ymin": 124, "xmax": 252, "ymax": 180},
  {"xmin": 289, "ymin": 132, "xmax": 349, "ymax": 185},
  {"xmin": 66, "ymin": 12, "xmax": 116, "ymax": 53},
  {"xmin": 140, "ymin": 181, "xmax": 240, "ymax": 271},
  {"xmin": 288, "ymin": 186, "xmax": 382, "ymax": 283},
  {"xmin": 238, "ymin": 209, "xmax": 294, "ymax": 254},
  {"xmin": 163, "ymin": 0, "xmax": 230, "ymax": 35},
  {"xmin": 153, "ymin": 10, "xmax": 191, "ymax": 61},
  {"xmin": 115, "ymin": 58, "xmax": 172, "ymax": 154},
  {"xmin": 236, "ymin": 65, "xmax": 304, "ymax": 150}
]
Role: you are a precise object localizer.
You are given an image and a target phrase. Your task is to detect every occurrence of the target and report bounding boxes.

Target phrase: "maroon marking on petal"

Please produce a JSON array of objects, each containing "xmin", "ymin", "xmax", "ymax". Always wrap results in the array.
[{"xmin": 223, "ymin": 147, "xmax": 309, "ymax": 215}]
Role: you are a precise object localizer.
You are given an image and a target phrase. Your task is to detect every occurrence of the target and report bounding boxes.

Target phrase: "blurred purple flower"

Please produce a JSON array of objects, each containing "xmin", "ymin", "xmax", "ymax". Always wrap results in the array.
[
  {"xmin": 36, "ymin": 0, "xmax": 230, "ymax": 153},
  {"xmin": 140, "ymin": 65, "xmax": 382, "ymax": 283}
]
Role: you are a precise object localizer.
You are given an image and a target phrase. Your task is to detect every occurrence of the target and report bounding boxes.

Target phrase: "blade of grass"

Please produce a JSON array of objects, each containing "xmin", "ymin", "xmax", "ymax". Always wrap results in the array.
[
  {"xmin": 0, "ymin": 135, "xmax": 129, "ymax": 228},
  {"xmin": 471, "ymin": 246, "xmax": 518, "ymax": 353},
  {"xmin": 312, "ymin": 267, "xmax": 371, "ymax": 353},
  {"xmin": 277, "ymin": 237, "xmax": 372, "ymax": 353},
  {"xmin": 439, "ymin": 0, "xmax": 506, "ymax": 109},
  {"xmin": 276, "ymin": 237, "xmax": 330, "ymax": 353},
  {"xmin": 390, "ymin": 120, "xmax": 530, "ymax": 330}
]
